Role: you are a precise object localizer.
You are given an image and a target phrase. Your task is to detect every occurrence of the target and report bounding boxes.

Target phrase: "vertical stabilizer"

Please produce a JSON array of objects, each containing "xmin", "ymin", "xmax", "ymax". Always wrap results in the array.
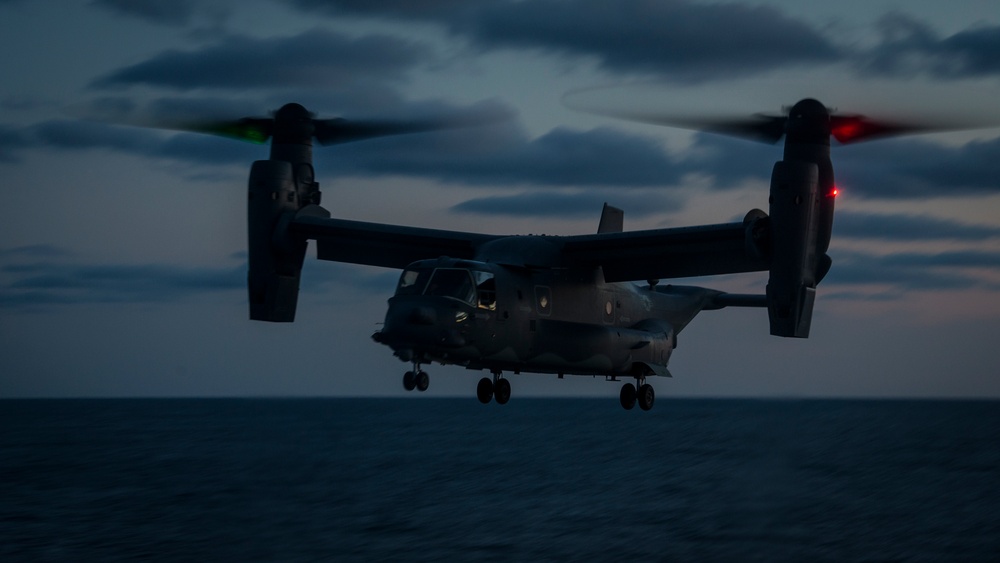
[{"xmin": 598, "ymin": 203, "xmax": 624, "ymax": 234}]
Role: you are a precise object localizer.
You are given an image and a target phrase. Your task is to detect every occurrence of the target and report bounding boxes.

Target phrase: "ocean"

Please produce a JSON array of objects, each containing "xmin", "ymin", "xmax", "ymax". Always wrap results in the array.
[{"xmin": 2, "ymin": 398, "xmax": 998, "ymax": 561}]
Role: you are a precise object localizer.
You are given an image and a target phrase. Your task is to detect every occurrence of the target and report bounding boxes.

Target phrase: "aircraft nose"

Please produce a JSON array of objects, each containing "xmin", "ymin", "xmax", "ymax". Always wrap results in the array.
[
  {"xmin": 408, "ymin": 305, "xmax": 436, "ymax": 325},
  {"xmin": 374, "ymin": 298, "xmax": 469, "ymax": 351}
]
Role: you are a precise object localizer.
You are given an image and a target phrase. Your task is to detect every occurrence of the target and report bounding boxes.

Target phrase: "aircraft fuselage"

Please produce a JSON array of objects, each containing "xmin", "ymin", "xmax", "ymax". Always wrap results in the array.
[{"xmin": 373, "ymin": 255, "xmax": 722, "ymax": 380}]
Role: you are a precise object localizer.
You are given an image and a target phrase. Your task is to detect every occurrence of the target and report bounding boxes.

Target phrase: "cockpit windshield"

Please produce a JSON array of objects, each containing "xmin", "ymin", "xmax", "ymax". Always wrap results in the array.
[
  {"xmin": 396, "ymin": 268, "xmax": 430, "ymax": 295},
  {"xmin": 395, "ymin": 266, "xmax": 496, "ymax": 310},
  {"xmin": 425, "ymin": 269, "xmax": 476, "ymax": 306}
]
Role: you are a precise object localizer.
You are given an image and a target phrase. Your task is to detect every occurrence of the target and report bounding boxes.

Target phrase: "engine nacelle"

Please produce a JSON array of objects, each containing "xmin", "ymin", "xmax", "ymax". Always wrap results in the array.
[
  {"xmin": 247, "ymin": 160, "xmax": 308, "ymax": 322},
  {"xmin": 766, "ymin": 160, "xmax": 820, "ymax": 338}
]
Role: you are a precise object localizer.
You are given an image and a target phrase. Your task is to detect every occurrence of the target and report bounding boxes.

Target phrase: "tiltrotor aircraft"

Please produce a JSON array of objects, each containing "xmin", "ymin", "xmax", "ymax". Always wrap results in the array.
[{"xmin": 157, "ymin": 99, "xmax": 940, "ymax": 410}]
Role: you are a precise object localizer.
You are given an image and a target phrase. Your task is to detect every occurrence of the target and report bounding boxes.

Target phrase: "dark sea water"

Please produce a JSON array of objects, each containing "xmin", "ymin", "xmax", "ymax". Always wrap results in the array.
[{"xmin": 1, "ymin": 399, "xmax": 998, "ymax": 562}]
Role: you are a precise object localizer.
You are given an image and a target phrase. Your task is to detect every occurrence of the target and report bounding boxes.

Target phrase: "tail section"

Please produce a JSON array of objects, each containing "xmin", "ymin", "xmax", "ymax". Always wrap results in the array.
[{"xmin": 597, "ymin": 203, "xmax": 624, "ymax": 234}]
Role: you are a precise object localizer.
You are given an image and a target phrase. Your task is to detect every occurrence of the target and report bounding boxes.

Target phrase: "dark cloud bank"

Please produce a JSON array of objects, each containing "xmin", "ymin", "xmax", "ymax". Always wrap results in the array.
[
  {"xmin": 59, "ymin": 2, "xmax": 1000, "ymax": 205},
  {"xmin": 87, "ymin": 0, "xmax": 1000, "ymax": 83},
  {"xmin": 280, "ymin": 0, "xmax": 1000, "ymax": 81},
  {"xmin": 0, "ymin": 246, "xmax": 395, "ymax": 309}
]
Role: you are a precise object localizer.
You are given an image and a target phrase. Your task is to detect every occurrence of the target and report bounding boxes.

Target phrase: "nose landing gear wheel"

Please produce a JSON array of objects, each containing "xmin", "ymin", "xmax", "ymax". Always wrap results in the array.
[
  {"xmin": 619, "ymin": 383, "xmax": 636, "ymax": 410},
  {"xmin": 637, "ymin": 383, "xmax": 655, "ymax": 411},
  {"xmin": 403, "ymin": 371, "xmax": 416, "ymax": 391},
  {"xmin": 477, "ymin": 377, "xmax": 494, "ymax": 404}
]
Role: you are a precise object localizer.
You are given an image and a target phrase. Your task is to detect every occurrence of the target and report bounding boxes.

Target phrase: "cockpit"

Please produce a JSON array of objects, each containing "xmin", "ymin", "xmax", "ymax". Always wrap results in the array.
[{"xmin": 395, "ymin": 261, "xmax": 496, "ymax": 310}]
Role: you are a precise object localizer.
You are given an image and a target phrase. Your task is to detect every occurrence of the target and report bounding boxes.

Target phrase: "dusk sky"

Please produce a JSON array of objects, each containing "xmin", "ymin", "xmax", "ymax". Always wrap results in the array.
[{"xmin": 2, "ymin": 0, "xmax": 999, "ymax": 399}]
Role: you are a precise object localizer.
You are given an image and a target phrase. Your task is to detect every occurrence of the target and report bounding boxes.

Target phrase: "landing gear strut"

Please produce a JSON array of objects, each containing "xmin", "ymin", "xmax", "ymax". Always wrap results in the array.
[
  {"xmin": 477, "ymin": 371, "xmax": 511, "ymax": 405},
  {"xmin": 620, "ymin": 378, "xmax": 655, "ymax": 411},
  {"xmin": 403, "ymin": 363, "xmax": 429, "ymax": 392}
]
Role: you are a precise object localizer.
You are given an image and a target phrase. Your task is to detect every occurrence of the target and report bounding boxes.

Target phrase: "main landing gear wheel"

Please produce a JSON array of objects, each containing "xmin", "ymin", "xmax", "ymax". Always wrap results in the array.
[
  {"xmin": 415, "ymin": 370, "xmax": 429, "ymax": 392},
  {"xmin": 403, "ymin": 367, "xmax": 430, "ymax": 392},
  {"xmin": 637, "ymin": 383, "xmax": 655, "ymax": 411},
  {"xmin": 477, "ymin": 372, "xmax": 511, "ymax": 405},
  {"xmin": 477, "ymin": 377, "xmax": 493, "ymax": 404},
  {"xmin": 494, "ymin": 378, "xmax": 511, "ymax": 405},
  {"xmin": 619, "ymin": 383, "xmax": 636, "ymax": 410}
]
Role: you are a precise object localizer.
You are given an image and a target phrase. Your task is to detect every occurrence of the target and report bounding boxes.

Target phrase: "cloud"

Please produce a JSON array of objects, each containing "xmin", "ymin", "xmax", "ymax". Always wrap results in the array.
[
  {"xmin": 0, "ymin": 246, "xmax": 398, "ymax": 310},
  {"xmin": 0, "ymin": 123, "xmax": 30, "ymax": 162},
  {"xmin": 463, "ymin": 0, "xmax": 841, "ymax": 79},
  {"xmin": 881, "ymin": 250, "xmax": 1000, "ymax": 269},
  {"xmin": 287, "ymin": 0, "xmax": 478, "ymax": 19},
  {"xmin": 836, "ymin": 136, "xmax": 1000, "ymax": 198},
  {"xmin": 860, "ymin": 13, "xmax": 1000, "ymax": 79},
  {"xmin": 1, "ymin": 256, "xmax": 244, "ymax": 308},
  {"xmin": 450, "ymin": 190, "xmax": 683, "ymax": 219},
  {"xmin": 835, "ymin": 211, "xmax": 1000, "ymax": 241},
  {"xmin": 825, "ymin": 249, "xmax": 1000, "ymax": 291},
  {"xmin": 283, "ymin": 0, "xmax": 839, "ymax": 81},
  {"xmin": 31, "ymin": 119, "xmax": 162, "ymax": 153},
  {"xmin": 0, "ymin": 245, "xmax": 73, "ymax": 259},
  {"xmin": 282, "ymin": 0, "xmax": 1000, "ymax": 82},
  {"xmin": 667, "ymin": 132, "xmax": 1000, "ymax": 199},
  {"xmin": 676, "ymin": 132, "xmax": 779, "ymax": 187},
  {"xmin": 91, "ymin": 29, "xmax": 431, "ymax": 90},
  {"xmin": 17, "ymin": 119, "xmax": 258, "ymax": 167},
  {"xmin": 326, "ymin": 125, "xmax": 682, "ymax": 187},
  {"xmin": 90, "ymin": 0, "xmax": 214, "ymax": 26}
]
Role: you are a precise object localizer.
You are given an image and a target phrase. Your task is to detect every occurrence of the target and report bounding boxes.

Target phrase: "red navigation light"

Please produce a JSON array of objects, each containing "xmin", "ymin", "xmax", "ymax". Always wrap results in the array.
[
  {"xmin": 831, "ymin": 119, "xmax": 863, "ymax": 143},
  {"xmin": 830, "ymin": 187, "xmax": 839, "ymax": 197}
]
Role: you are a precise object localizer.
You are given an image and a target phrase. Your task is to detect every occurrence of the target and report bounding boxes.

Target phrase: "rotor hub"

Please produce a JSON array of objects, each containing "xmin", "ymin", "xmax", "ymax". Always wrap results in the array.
[
  {"xmin": 786, "ymin": 98, "xmax": 831, "ymax": 145},
  {"xmin": 272, "ymin": 103, "xmax": 315, "ymax": 145}
]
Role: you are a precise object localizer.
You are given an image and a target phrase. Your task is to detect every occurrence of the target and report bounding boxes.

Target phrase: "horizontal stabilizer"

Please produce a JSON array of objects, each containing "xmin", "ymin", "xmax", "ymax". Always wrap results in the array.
[{"xmin": 711, "ymin": 293, "xmax": 768, "ymax": 309}]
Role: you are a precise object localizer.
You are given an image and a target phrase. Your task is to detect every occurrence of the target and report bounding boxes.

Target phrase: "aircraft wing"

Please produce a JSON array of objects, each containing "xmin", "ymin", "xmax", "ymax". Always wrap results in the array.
[
  {"xmin": 291, "ymin": 204, "xmax": 768, "ymax": 280},
  {"xmin": 290, "ymin": 206, "xmax": 500, "ymax": 269},
  {"xmin": 559, "ymin": 220, "xmax": 768, "ymax": 282}
]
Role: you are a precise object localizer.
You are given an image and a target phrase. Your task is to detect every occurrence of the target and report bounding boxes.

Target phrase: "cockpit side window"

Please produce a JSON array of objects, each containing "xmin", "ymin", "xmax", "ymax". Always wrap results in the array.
[
  {"xmin": 473, "ymin": 271, "xmax": 496, "ymax": 310},
  {"xmin": 425, "ymin": 268, "xmax": 476, "ymax": 306}
]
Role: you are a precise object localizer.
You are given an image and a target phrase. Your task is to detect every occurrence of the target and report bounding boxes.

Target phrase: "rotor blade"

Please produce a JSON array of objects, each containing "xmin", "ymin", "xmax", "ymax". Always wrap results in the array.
[
  {"xmin": 584, "ymin": 108, "xmax": 990, "ymax": 145},
  {"xmin": 672, "ymin": 114, "xmax": 787, "ymax": 144},
  {"xmin": 313, "ymin": 104, "xmax": 512, "ymax": 146},
  {"xmin": 106, "ymin": 115, "xmax": 274, "ymax": 144},
  {"xmin": 313, "ymin": 118, "xmax": 435, "ymax": 145},
  {"xmin": 73, "ymin": 102, "xmax": 275, "ymax": 145},
  {"xmin": 576, "ymin": 107, "xmax": 789, "ymax": 144},
  {"xmin": 179, "ymin": 117, "xmax": 274, "ymax": 144},
  {"xmin": 829, "ymin": 115, "xmax": 963, "ymax": 144}
]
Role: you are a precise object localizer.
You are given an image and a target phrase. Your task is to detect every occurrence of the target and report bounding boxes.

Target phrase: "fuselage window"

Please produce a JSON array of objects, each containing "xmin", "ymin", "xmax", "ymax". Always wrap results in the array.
[{"xmin": 535, "ymin": 286, "xmax": 552, "ymax": 316}]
